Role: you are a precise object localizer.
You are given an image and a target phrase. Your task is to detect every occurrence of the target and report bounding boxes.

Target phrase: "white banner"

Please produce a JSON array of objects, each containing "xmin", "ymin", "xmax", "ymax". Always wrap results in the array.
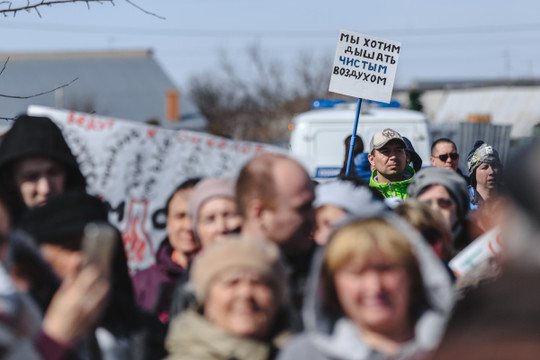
[
  {"xmin": 329, "ymin": 30, "xmax": 401, "ymax": 103},
  {"xmin": 27, "ymin": 105, "xmax": 285, "ymax": 271}
]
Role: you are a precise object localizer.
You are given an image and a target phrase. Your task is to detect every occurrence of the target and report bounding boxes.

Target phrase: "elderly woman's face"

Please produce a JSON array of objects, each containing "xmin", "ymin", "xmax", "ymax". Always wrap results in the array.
[
  {"xmin": 204, "ymin": 268, "xmax": 279, "ymax": 339},
  {"xmin": 334, "ymin": 250, "xmax": 412, "ymax": 337},
  {"xmin": 197, "ymin": 197, "xmax": 242, "ymax": 247}
]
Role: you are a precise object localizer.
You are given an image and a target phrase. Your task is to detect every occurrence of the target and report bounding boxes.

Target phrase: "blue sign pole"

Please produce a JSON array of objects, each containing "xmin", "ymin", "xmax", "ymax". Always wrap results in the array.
[{"xmin": 345, "ymin": 98, "xmax": 363, "ymax": 177}]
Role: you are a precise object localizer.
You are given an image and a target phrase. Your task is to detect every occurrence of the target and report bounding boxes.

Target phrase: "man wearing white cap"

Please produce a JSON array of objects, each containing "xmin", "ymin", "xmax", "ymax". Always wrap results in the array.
[{"xmin": 368, "ymin": 128, "xmax": 415, "ymax": 205}]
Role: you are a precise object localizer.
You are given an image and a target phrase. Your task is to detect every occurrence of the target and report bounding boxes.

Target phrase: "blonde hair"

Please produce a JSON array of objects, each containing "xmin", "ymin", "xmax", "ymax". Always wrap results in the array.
[
  {"xmin": 322, "ymin": 217, "xmax": 426, "ymax": 318},
  {"xmin": 395, "ymin": 200, "xmax": 454, "ymax": 261}
]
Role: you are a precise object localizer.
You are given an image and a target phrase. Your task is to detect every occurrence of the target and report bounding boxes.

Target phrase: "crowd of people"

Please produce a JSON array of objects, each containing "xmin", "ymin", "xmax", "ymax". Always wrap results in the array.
[{"xmin": 0, "ymin": 113, "xmax": 538, "ymax": 360}]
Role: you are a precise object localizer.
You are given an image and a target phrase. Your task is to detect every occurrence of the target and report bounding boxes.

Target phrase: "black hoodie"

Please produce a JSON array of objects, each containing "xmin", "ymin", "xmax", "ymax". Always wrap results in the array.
[{"xmin": 0, "ymin": 114, "xmax": 86, "ymax": 224}]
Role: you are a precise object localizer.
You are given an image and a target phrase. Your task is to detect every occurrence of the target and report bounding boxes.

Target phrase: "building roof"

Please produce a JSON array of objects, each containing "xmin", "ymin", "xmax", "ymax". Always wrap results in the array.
[
  {"xmin": 432, "ymin": 86, "xmax": 540, "ymax": 138},
  {"xmin": 0, "ymin": 49, "xmax": 206, "ymax": 130}
]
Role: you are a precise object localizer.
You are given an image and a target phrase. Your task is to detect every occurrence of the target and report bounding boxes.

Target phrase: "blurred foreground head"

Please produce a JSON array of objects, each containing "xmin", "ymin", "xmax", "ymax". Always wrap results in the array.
[
  {"xmin": 236, "ymin": 153, "xmax": 315, "ymax": 255},
  {"xmin": 434, "ymin": 268, "xmax": 540, "ymax": 360},
  {"xmin": 501, "ymin": 139, "xmax": 540, "ymax": 268},
  {"xmin": 191, "ymin": 235, "xmax": 287, "ymax": 339}
]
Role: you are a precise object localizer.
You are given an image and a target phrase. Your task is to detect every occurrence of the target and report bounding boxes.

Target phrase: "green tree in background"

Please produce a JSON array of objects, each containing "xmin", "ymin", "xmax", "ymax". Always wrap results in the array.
[{"xmin": 408, "ymin": 89, "xmax": 424, "ymax": 112}]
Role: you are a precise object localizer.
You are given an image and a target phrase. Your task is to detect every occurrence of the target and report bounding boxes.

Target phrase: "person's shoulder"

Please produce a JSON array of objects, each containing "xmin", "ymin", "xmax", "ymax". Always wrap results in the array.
[
  {"xmin": 132, "ymin": 264, "xmax": 160, "ymax": 282},
  {"xmin": 277, "ymin": 333, "xmax": 323, "ymax": 360}
]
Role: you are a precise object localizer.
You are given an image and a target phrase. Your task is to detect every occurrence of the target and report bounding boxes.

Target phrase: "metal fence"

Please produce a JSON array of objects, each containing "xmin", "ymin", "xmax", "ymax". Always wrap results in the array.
[{"xmin": 429, "ymin": 122, "xmax": 512, "ymax": 174}]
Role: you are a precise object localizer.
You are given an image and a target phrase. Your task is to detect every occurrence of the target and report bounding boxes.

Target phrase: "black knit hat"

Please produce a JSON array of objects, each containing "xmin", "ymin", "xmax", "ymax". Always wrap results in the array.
[{"xmin": 20, "ymin": 191, "xmax": 108, "ymax": 246}]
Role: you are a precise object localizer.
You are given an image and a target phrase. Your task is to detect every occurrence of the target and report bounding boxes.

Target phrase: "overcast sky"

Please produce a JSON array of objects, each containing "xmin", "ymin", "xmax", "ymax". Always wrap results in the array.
[{"xmin": 3, "ymin": 0, "xmax": 540, "ymax": 92}]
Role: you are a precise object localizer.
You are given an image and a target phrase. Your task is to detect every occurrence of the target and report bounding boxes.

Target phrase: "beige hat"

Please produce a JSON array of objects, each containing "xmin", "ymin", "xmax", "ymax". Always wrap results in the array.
[
  {"xmin": 190, "ymin": 235, "xmax": 288, "ymax": 304},
  {"xmin": 369, "ymin": 128, "xmax": 405, "ymax": 152}
]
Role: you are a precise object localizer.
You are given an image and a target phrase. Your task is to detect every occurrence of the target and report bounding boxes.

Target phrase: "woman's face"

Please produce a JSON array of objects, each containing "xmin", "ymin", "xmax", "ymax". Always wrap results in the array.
[
  {"xmin": 204, "ymin": 268, "xmax": 279, "ymax": 339},
  {"xmin": 475, "ymin": 162, "xmax": 501, "ymax": 189},
  {"xmin": 334, "ymin": 250, "xmax": 412, "ymax": 336},
  {"xmin": 196, "ymin": 197, "xmax": 242, "ymax": 247},
  {"xmin": 417, "ymin": 184, "xmax": 458, "ymax": 229},
  {"xmin": 314, "ymin": 205, "xmax": 347, "ymax": 246}
]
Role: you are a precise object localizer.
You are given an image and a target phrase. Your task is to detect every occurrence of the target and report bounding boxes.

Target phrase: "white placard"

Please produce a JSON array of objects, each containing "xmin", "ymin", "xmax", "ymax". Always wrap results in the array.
[
  {"xmin": 27, "ymin": 105, "xmax": 286, "ymax": 272},
  {"xmin": 449, "ymin": 227, "xmax": 502, "ymax": 278},
  {"xmin": 329, "ymin": 30, "xmax": 401, "ymax": 103}
]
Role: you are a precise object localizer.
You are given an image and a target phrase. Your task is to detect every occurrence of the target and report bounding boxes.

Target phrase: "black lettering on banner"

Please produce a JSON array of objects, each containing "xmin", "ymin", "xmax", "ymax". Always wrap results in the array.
[
  {"xmin": 151, "ymin": 207, "xmax": 167, "ymax": 230},
  {"xmin": 101, "ymin": 129, "xmax": 141, "ymax": 189},
  {"xmin": 104, "ymin": 200, "xmax": 126, "ymax": 222}
]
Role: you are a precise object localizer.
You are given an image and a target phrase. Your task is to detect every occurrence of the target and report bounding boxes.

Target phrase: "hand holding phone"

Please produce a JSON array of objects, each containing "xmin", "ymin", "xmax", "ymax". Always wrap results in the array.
[{"xmin": 81, "ymin": 222, "xmax": 116, "ymax": 277}]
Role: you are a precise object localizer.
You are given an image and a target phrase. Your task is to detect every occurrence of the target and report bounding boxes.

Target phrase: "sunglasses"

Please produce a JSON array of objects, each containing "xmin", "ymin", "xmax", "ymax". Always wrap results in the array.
[
  {"xmin": 437, "ymin": 153, "xmax": 458, "ymax": 162},
  {"xmin": 422, "ymin": 198, "xmax": 455, "ymax": 210}
]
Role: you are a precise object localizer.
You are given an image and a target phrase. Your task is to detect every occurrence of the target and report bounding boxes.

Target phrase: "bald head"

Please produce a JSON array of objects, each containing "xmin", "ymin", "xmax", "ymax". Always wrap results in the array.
[{"xmin": 236, "ymin": 153, "xmax": 315, "ymax": 253}]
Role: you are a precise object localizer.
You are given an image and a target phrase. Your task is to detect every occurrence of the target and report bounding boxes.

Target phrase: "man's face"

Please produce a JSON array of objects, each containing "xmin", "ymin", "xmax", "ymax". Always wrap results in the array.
[
  {"xmin": 13, "ymin": 157, "xmax": 66, "ymax": 208},
  {"xmin": 430, "ymin": 142, "xmax": 459, "ymax": 171},
  {"xmin": 368, "ymin": 140, "xmax": 407, "ymax": 183},
  {"xmin": 261, "ymin": 160, "xmax": 315, "ymax": 253},
  {"xmin": 166, "ymin": 188, "xmax": 199, "ymax": 255}
]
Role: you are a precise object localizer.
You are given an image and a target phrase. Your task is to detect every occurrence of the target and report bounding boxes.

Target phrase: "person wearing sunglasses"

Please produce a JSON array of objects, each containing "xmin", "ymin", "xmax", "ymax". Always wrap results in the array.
[
  {"xmin": 408, "ymin": 166, "xmax": 472, "ymax": 252},
  {"xmin": 430, "ymin": 138, "xmax": 469, "ymax": 184}
]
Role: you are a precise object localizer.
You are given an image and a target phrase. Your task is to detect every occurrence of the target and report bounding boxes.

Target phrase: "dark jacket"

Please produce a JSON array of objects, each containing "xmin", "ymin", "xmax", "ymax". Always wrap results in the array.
[{"xmin": 132, "ymin": 238, "xmax": 188, "ymax": 323}]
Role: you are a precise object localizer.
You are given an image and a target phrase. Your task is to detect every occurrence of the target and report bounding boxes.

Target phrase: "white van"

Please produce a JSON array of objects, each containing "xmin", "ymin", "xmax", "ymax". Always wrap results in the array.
[{"xmin": 289, "ymin": 101, "xmax": 431, "ymax": 181}]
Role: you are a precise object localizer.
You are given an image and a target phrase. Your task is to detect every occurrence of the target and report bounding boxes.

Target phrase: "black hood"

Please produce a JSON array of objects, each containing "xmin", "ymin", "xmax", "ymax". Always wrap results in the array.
[{"xmin": 0, "ymin": 114, "xmax": 86, "ymax": 222}]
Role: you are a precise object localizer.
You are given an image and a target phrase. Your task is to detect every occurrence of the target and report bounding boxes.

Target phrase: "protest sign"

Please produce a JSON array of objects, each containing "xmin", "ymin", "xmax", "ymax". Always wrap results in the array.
[
  {"xmin": 27, "ymin": 105, "xmax": 285, "ymax": 272},
  {"xmin": 449, "ymin": 226, "xmax": 502, "ymax": 278},
  {"xmin": 329, "ymin": 30, "xmax": 401, "ymax": 103}
]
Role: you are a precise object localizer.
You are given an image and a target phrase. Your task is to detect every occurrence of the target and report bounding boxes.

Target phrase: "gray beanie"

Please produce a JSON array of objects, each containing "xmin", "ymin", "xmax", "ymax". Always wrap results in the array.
[
  {"xmin": 408, "ymin": 167, "xmax": 470, "ymax": 220},
  {"xmin": 188, "ymin": 178, "xmax": 236, "ymax": 240},
  {"xmin": 314, "ymin": 180, "xmax": 387, "ymax": 218},
  {"xmin": 467, "ymin": 140, "xmax": 501, "ymax": 175}
]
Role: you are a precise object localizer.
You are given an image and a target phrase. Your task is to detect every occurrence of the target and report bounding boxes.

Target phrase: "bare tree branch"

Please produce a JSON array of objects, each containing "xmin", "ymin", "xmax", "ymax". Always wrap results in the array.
[
  {"xmin": 0, "ymin": 57, "xmax": 9, "ymax": 77},
  {"xmin": 0, "ymin": 77, "xmax": 78, "ymax": 99},
  {"xmin": 1, "ymin": 0, "xmax": 113, "ymax": 16},
  {"xmin": 124, "ymin": 0, "xmax": 165, "ymax": 20},
  {"xmin": 0, "ymin": 0, "xmax": 165, "ymax": 19}
]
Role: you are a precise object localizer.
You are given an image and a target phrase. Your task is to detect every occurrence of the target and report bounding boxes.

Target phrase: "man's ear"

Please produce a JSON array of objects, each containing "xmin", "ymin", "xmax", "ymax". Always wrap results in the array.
[
  {"xmin": 246, "ymin": 198, "xmax": 264, "ymax": 221},
  {"xmin": 430, "ymin": 156, "xmax": 436, "ymax": 166},
  {"xmin": 368, "ymin": 153, "xmax": 375, "ymax": 166}
]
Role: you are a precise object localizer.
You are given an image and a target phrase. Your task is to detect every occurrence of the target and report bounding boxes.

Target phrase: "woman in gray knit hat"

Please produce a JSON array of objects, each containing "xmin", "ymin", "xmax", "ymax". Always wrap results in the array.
[
  {"xmin": 408, "ymin": 166, "xmax": 472, "ymax": 251},
  {"xmin": 466, "ymin": 140, "xmax": 503, "ymax": 210}
]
